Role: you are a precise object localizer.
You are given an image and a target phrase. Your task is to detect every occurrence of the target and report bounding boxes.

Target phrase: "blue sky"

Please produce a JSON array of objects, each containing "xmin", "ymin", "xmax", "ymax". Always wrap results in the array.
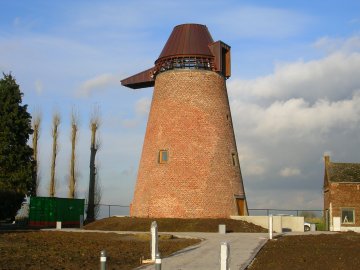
[{"xmin": 1, "ymin": 0, "xmax": 360, "ymax": 213}]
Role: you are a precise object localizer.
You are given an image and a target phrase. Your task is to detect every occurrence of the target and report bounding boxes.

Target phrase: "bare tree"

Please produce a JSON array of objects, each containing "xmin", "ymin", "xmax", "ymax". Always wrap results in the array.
[
  {"xmin": 68, "ymin": 109, "xmax": 79, "ymax": 198},
  {"xmin": 49, "ymin": 113, "xmax": 60, "ymax": 197},
  {"xmin": 94, "ymin": 162, "xmax": 102, "ymax": 219},
  {"xmin": 85, "ymin": 107, "xmax": 100, "ymax": 223},
  {"xmin": 31, "ymin": 111, "xmax": 41, "ymax": 196}
]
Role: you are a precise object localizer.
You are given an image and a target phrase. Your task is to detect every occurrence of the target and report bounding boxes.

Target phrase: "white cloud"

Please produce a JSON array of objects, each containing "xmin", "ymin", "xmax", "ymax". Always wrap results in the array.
[
  {"xmin": 314, "ymin": 35, "xmax": 360, "ymax": 53},
  {"xmin": 135, "ymin": 97, "xmax": 151, "ymax": 116},
  {"xmin": 77, "ymin": 74, "xmax": 119, "ymax": 97},
  {"xmin": 279, "ymin": 167, "xmax": 301, "ymax": 177},
  {"xmin": 229, "ymin": 52, "xmax": 360, "ymax": 102},
  {"xmin": 229, "ymin": 35, "xmax": 360, "ymax": 209},
  {"xmin": 238, "ymin": 145, "xmax": 267, "ymax": 176},
  {"xmin": 232, "ymin": 93, "xmax": 360, "ymax": 140},
  {"xmin": 121, "ymin": 97, "xmax": 151, "ymax": 128}
]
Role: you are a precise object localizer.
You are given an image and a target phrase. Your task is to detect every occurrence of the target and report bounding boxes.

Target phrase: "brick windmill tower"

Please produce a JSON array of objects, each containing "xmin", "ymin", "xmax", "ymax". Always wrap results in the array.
[{"xmin": 121, "ymin": 24, "xmax": 248, "ymax": 218}]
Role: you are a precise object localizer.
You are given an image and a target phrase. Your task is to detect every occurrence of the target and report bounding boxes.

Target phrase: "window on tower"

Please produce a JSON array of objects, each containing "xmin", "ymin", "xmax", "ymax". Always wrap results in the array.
[
  {"xmin": 232, "ymin": 153, "xmax": 238, "ymax": 166},
  {"xmin": 159, "ymin": 150, "xmax": 168, "ymax": 164}
]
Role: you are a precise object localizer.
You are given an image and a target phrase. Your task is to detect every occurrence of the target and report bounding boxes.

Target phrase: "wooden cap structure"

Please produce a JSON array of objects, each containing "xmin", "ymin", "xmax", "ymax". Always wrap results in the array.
[{"xmin": 121, "ymin": 23, "xmax": 231, "ymax": 89}]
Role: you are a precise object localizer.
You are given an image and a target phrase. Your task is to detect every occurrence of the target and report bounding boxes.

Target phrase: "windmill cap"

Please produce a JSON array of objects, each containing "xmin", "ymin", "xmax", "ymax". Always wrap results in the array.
[{"xmin": 156, "ymin": 23, "xmax": 215, "ymax": 62}]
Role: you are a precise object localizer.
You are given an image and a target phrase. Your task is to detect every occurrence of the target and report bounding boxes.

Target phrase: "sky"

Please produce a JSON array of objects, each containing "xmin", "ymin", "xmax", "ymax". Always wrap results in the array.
[{"xmin": 1, "ymin": 0, "xmax": 360, "ymax": 213}]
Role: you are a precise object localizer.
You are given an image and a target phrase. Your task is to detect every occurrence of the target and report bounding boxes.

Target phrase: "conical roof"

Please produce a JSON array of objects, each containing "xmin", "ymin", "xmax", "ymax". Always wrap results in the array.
[
  {"xmin": 121, "ymin": 23, "xmax": 231, "ymax": 89},
  {"xmin": 156, "ymin": 24, "xmax": 214, "ymax": 62}
]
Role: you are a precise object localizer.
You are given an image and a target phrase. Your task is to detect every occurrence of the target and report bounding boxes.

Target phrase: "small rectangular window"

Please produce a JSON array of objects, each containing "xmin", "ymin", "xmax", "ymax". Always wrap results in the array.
[
  {"xmin": 341, "ymin": 208, "xmax": 355, "ymax": 224},
  {"xmin": 232, "ymin": 153, "xmax": 237, "ymax": 166},
  {"xmin": 159, "ymin": 150, "xmax": 168, "ymax": 164}
]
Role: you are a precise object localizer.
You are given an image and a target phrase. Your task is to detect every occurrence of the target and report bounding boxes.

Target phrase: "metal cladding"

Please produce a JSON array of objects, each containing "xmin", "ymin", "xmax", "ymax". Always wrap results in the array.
[
  {"xmin": 157, "ymin": 24, "xmax": 214, "ymax": 60},
  {"xmin": 122, "ymin": 23, "xmax": 248, "ymax": 218},
  {"xmin": 121, "ymin": 24, "xmax": 231, "ymax": 89}
]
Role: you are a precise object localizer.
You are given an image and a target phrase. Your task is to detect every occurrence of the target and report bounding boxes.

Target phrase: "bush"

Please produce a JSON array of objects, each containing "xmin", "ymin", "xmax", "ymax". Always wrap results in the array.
[{"xmin": 0, "ymin": 191, "xmax": 25, "ymax": 221}]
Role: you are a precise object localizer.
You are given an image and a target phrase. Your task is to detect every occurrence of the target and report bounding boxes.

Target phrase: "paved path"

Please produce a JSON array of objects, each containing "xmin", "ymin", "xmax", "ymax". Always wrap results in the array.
[
  {"xmin": 138, "ymin": 232, "xmax": 269, "ymax": 270},
  {"xmin": 52, "ymin": 229, "xmax": 270, "ymax": 270}
]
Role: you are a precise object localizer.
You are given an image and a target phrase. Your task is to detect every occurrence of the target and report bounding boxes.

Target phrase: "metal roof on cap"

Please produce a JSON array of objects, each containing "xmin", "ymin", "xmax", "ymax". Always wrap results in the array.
[
  {"xmin": 121, "ymin": 23, "xmax": 230, "ymax": 89},
  {"xmin": 156, "ymin": 24, "xmax": 214, "ymax": 62}
]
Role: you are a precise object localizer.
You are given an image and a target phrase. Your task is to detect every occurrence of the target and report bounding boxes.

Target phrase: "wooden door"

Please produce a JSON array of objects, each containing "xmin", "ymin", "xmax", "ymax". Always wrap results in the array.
[{"xmin": 236, "ymin": 198, "xmax": 245, "ymax": 216}]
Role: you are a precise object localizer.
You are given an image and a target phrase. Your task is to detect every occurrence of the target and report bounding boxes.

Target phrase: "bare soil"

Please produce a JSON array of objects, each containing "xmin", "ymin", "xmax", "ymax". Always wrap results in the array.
[
  {"xmin": 84, "ymin": 216, "xmax": 267, "ymax": 232},
  {"xmin": 0, "ymin": 231, "xmax": 200, "ymax": 270},
  {"xmin": 249, "ymin": 232, "xmax": 360, "ymax": 270}
]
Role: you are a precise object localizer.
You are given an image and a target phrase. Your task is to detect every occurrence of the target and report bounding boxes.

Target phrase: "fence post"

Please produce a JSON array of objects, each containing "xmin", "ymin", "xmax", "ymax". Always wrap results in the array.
[
  {"xmin": 219, "ymin": 224, "xmax": 226, "ymax": 234},
  {"xmin": 268, "ymin": 214, "xmax": 273, "ymax": 240},
  {"xmin": 220, "ymin": 242, "xmax": 230, "ymax": 270},
  {"xmin": 79, "ymin": 215, "xmax": 84, "ymax": 228},
  {"xmin": 56, "ymin": 221, "xmax": 62, "ymax": 230},
  {"xmin": 100, "ymin": 250, "xmax": 106, "ymax": 270},
  {"xmin": 151, "ymin": 221, "xmax": 158, "ymax": 261},
  {"xmin": 155, "ymin": 252, "xmax": 162, "ymax": 270},
  {"xmin": 108, "ymin": 205, "xmax": 111, "ymax": 218}
]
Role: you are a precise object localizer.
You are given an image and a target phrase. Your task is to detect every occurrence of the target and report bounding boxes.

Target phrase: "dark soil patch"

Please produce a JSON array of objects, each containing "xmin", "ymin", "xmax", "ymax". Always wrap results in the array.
[
  {"xmin": 0, "ymin": 231, "xmax": 200, "ymax": 270},
  {"xmin": 84, "ymin": 217, "xmax": 267, "ymax": 232},
  {"xmin": 249, "ymin": 232, "xmax": 360, "ymax": 270}
]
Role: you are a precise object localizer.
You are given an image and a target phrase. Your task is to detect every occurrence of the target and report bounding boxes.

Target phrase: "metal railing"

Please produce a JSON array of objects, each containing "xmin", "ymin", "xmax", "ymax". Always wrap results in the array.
[
  {"xmin": 84, "ymin": 204, "xmax": 130, "ymax": 219},
  {"xmin": 248, "ymin": 209, "xmax": 323, "ymax": 217},
  {"xmin": 89, "ymin": 205, "xmax": 323, "ymax": 219}
]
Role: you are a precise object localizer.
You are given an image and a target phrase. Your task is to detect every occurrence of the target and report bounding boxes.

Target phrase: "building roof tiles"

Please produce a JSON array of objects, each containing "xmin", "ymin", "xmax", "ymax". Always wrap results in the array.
[{"xmin": 326, "ymin": 162, "xmax": 360, "ymax": 183}]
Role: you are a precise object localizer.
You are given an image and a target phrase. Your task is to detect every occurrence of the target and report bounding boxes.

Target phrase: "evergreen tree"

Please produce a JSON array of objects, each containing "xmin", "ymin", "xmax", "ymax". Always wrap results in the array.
[{"xmin": 0, "ymin": 73, "xmax": 34, "ymax": 220}]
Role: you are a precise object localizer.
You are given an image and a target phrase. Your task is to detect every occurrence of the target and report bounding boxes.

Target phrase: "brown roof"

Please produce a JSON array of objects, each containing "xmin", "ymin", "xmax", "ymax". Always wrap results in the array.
[
  {"xmin": 121, "ymin": 23, "xmax": 230, "ymax": 89},
  {"xmin": 326, "ymin": 162, "xmax": 360, "ymax": 183},
  {"xmin": 156, "ymin": 24, "xmax": 214, "ymax": 61}
]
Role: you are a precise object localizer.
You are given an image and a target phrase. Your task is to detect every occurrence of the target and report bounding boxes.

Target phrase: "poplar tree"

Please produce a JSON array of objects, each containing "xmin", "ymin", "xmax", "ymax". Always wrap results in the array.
[
  {"xmin": 85, "ymin": 108, "xmax": 100, "ymax": 223},
  {"xmin": 49, "ymin": 113, "xmax": 60, "ymax": 197}
]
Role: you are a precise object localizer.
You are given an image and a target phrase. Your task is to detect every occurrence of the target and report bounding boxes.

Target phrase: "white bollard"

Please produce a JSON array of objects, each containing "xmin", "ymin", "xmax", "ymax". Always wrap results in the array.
[
  {"xmin": 220, "ymin": 242, "xmax": 230, "ymax": 270},
  {"xmin": 151, "ymin": 221, "xmax": 158, "ymax": 261},
  {"xmin": 100, "ymin": 250, "xmax": 106, "ymax": 270},
  {"xmin": 219, "ymin": 224, "xmax": 226, "ymax": 234},
  {"xmin": 155, "ymin": 252, "xmax": 162, "ymax": 270},
  {"xmin": 56, "ymin": 221, "xmax": 62, "ymax": 230},
  {"xmin": 268, "ymin": 215, "xmax": 273, "ymax": 240}
]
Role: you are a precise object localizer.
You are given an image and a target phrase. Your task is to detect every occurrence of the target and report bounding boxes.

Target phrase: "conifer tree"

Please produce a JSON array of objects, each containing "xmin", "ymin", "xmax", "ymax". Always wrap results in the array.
[{"xmin": 0, "ymin": 73, "xmax": 34, "ymax": 220}]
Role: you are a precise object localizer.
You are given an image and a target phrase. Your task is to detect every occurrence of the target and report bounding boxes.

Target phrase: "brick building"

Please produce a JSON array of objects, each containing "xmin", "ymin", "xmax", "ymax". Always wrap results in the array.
[
  {"xmin": 323, "ymin": 155, "xmax": 360, "ymax": 232},
  {"xmin": 121, "ymin": 24, "xmax": 248, "ymax": 218}
]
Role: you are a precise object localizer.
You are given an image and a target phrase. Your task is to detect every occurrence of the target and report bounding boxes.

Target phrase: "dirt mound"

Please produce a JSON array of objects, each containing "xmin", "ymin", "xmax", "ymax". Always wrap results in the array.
[
  {"xmin": 84, "ymin": 217, "xmax": 267, "ymax": 232},
  {"xmin": 0, "ymin": 231, "xmax": 200, "ymax": 270},
  {"xmin": 249, "ymin": 232, "xmax": 360, "ymax": 270}
]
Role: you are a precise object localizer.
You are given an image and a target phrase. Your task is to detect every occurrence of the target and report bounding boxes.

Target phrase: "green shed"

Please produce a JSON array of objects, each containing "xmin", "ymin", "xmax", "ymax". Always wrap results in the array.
[{"xmin": 29, "ymin": 197, "xmax": 84, "ymax": 227}]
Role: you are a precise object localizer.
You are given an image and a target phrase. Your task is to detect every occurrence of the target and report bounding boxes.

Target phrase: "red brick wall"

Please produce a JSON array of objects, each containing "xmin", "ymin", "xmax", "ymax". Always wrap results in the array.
[
  {"xmin": 131, "ymin": 70, "xmax": 246, "ymax": 218},
  {"xmin": 328, "ymin": 183, "xmax": 360, "ymax": 227}
]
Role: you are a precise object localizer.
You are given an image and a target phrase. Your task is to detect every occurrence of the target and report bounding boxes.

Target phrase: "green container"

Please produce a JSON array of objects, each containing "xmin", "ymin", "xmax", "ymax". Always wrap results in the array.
[{"xmin": 29, "ymin": 197, "xmax": 84, "ymax": 227}]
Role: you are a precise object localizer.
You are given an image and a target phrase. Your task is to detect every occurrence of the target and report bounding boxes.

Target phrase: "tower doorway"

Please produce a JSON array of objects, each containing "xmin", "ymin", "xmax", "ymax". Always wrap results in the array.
[{"xmin": 236, "ymin": 198, "xmax": 245, "ymax": 216}]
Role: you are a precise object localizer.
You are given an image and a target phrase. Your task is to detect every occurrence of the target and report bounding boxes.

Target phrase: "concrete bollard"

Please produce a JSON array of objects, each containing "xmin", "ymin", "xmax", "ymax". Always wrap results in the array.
[
  {"xmin": 56, "ymin": 221, "xmax": 62, "ymax": 230},
  {"xmin": 155, "ymin": 253, "xmax": 162, "ymax": 270},
  {"xmin": 100, "ymin": 250, "xmax": 106, "ymax": 270},
  {"xmin": 219, "ymin": 224, "xmax": 226, "ymax": 234},
  {"xmin": 220, "ymin": 242, "xmax": 230, "ymax": 270},
  {"xmin": 268, "ymin": 214, "xmax": 273, "ymax": 240},
  {"xmin": 151, "ymin": 221, "xmax": 158, "ymax": 261},
  {"xmin": 80, "ymin": 215, "xmax": 84, "ymax": 228}
]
